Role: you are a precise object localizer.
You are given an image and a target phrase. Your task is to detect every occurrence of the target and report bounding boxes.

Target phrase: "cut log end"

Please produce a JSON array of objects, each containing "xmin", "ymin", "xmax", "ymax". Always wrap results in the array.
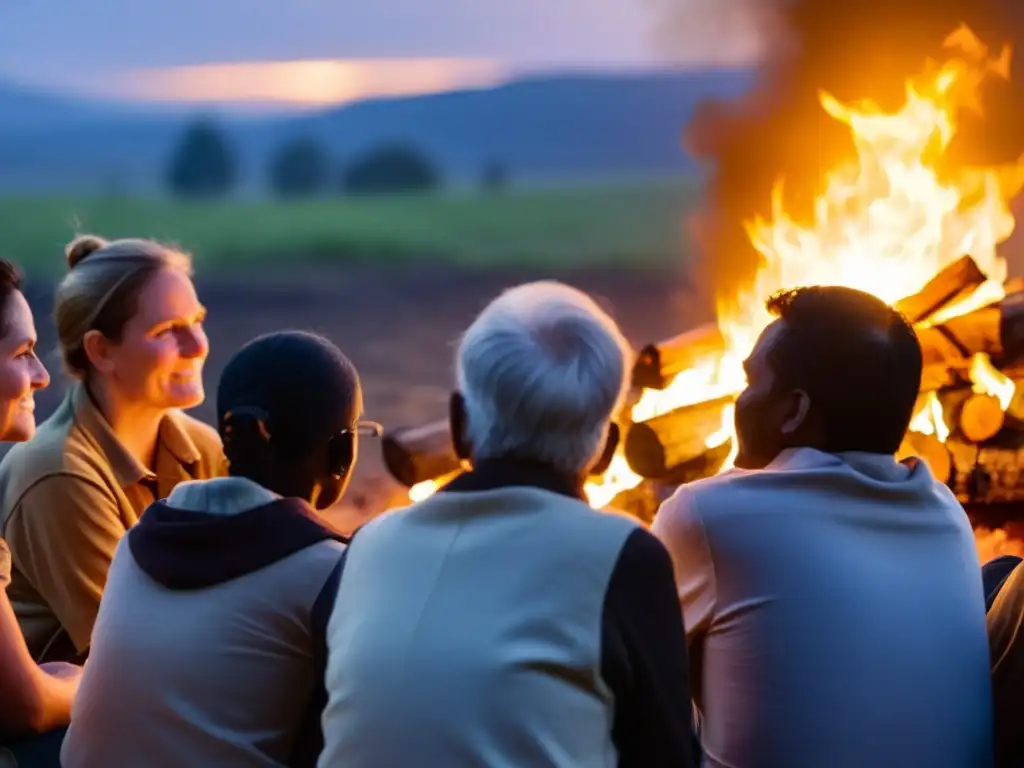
[
  {"xmin": 624, "ymin": 421, "xmax": 672, "ymax": 479},
  {"xmin": 624, "ymin": 396, "xmax": 732, "ymax": 479},
  {"xmin": 381, "ymin": 419, "xmax": 461, "ymax": 488},
  {"xmin": 917, "ymin": 288, "xmax": 1024, "ymax": 370},
  {"xmin": 631, "ymin": 323, "xmax": 725, "ymax": 390},
  {"xmin": 960, "ymin": 393, "xmax": 1006, "ymax": 443}
]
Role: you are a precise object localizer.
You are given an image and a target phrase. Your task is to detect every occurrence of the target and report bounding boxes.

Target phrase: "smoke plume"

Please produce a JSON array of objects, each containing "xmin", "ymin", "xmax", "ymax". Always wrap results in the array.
[{"xmin": 680, "ymin": 0, "xmax": 1024, "ymax": 311}]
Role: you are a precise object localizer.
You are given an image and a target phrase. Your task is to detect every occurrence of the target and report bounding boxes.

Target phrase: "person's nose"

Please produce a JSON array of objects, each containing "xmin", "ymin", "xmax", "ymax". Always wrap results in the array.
[
  {"xmin": 30, "ymin": 355, "xmax": 50, "ymax": 390},
  {"xmin": 179, "ymin": 324, "xmax": 209, "ymax": 360}
]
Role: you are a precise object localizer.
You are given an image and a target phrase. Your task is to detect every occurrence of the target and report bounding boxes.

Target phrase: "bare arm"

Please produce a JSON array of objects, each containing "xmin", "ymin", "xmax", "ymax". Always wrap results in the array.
[{"xmin": 0, "ymin": 549, "xmax": 80, "ymax": 735}]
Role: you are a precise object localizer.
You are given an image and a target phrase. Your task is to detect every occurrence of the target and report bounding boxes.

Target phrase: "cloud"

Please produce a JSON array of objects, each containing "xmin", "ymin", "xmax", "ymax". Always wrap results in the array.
[
  {"xmin": 0, "ymin": 0, "xmax": 767, "ymax": 107},
  {"xmin": 0, "ymin": 0, "xmax": 658, "ymax": 73},
  {"xmin": 101, "ymin": 58, "xmax": 509, "ymax": 107}
]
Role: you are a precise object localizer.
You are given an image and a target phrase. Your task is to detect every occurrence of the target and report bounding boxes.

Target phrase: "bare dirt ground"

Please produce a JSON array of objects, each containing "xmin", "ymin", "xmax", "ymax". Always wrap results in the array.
[{"xmin": 22, "ymin": 263, "xmax": 708, "ymax": 533}]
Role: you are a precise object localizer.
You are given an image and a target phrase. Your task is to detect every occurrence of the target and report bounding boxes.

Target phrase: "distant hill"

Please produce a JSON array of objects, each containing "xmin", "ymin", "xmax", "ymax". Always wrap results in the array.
[
  {"xmin": 0, "ymin": 79, "xmax": 138, "ymax": 130},
  {"xmin": 0, "ymin": 69, "xmax": 752, "ymax": 195}
]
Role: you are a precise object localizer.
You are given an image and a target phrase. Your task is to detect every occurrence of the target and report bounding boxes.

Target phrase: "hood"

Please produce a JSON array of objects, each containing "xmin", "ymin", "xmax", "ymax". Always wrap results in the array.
[
  {"xmin": 835, "ymin": 451, "xmax": 917, "ymax": 483},
  {"xmin": 763, "ymin": 447, "xmax": 944, "ymax": 503},
  {"xmin": 769, "ymin": 447, "xmax": 920, "ymax": 482},
  {"xmin": 128, "ymin": 477, "xmax": 347, "ymax": 590}
]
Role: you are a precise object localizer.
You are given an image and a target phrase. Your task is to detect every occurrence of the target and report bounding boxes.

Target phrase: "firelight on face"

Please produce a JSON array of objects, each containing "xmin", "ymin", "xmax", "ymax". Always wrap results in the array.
[
  {"xmin": 0, "ymin": 291, "xmax": 50, "ymax": 443},
  {"xmin": 105, "ymin": 268, "xmax": 209, "ymax": 412}
]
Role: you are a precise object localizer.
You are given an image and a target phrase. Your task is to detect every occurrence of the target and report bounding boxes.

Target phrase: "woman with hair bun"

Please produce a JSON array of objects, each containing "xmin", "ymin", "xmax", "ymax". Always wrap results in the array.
[
  {"xmin": 63, "ymin": 330, "xmax": 377, "ymax": 768},
  {"xmin": 0, "ymin": 235, "xmax": 226, "ymax": 663}
]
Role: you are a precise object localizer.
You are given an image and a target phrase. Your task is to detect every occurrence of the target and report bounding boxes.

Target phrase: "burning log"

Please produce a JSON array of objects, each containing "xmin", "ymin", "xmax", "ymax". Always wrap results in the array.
[
  {"xmin": 629, "ymin": 259, "xmax": 992, "ymax": 394},
  {"xmin": 917, "ymin": 291, "xmax": 1024, "ymax": 369},
  {"xmin": 962, "ymin": 443, "xmax": 1024, "ymax": 506},
  {"xmin": 894, "ymin": 255, "xmax": 987, "ymax": 324},
  {"xmin": 631, "ymin": 324, "xmax": 725, "ymax": 390},
  {"xmin": 603, "ymin": 443, "xmax": 735, "ymax": 524},
  {"xmin": 660, "ymin": 439, "xmax": 734, "ymax": 487},
  {"xmin": 381, "ymin": 419, "xmax": 461, "ymax": 488},
  {"xmin": 384, "ymin": 419, "xmax": 622, "ymax": 490},
  {"xmin": 921, "ymin": 363, "xmax": 957, "ymax": 392},
  {"xmin": 900, "ymin": 431, "xmax": 953, "ymax": 484},
  {"xmin": 623, "ymin": 395, "xmax": 732, "ymax": 479},
  {"xmin": 959, "ymin": 394, "xmax": 1006, "ymax": 443}
]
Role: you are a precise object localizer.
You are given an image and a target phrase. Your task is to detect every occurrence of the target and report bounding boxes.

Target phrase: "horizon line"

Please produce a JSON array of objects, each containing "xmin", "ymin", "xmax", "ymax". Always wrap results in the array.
[{"xmin": 8, "ymin": 56, "xmax": 758, "ymax": 112}]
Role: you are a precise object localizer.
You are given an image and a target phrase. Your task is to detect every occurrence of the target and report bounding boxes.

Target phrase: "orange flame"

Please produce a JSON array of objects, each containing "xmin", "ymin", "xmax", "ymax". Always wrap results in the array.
[
  {"xmin": 909, "ymin": 392, "xmax": 951, "ymax": 442},
  {"xmin": 408, "ymin": 26, "xmax": 1024, "ymax": 509},
  {"xmin": 729, "ymin": 25, "xmax": 1021, "ymax": 382},
  {"xmin": 969, "ymin": 353, "xmax": 1016, "ymax": 409}
]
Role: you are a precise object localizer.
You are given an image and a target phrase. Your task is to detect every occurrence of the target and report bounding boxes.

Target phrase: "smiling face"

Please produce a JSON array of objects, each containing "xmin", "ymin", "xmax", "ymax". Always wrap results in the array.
[
  {"xmin": 87, "ymin": 268, "xmax": 209, "ymax": 412},
  {"xmin": 0, "ymin": 291, "xmax": 50, "ymax": 442}
]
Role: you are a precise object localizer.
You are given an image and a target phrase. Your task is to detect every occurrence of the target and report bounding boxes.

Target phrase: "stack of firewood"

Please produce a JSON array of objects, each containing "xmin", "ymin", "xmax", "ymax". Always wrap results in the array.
[{"xmin": 381, "ymin": 255, "xmax": 1024, "ymax": 522}]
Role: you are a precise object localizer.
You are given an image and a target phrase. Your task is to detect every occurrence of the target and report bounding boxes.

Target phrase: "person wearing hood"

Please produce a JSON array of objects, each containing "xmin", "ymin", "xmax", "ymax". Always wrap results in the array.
[
  {"xmin": 61, "ymin": 330, "xmax": 380, "ymax": 768},
  {"xmin": 651, "ymin": 286, "xmax": 993, "ymax": 768}
]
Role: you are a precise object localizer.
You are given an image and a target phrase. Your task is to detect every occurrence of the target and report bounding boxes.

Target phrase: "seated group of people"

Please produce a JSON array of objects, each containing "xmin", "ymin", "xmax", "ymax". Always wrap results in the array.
[{"xmin": 0, "ymin": 233, "xmax": 1020, "ymax": 767}]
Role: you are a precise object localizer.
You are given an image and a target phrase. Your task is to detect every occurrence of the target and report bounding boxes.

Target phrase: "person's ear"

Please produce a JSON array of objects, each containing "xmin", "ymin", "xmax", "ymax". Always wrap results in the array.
[
  {"xmin": 780, "ymin": 390, "xmax": 812, "ymax": 436},
  {"xmin": 449, "ymin": 391, "xmax": 472, "ymax": 462},
  {"xmin": 82, "ymin": 330, "xmax": 116, "ymax": 374},
  {"xmin": 589, "ymin": 422, "xmax": 620, "ymax": 475}
]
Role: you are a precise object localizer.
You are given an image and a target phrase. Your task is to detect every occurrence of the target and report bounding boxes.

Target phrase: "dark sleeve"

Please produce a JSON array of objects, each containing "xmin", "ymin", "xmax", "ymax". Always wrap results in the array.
[
  {"xmin": 984, "ymin": 555, "xmax": 1022, "ymax": 612},
  {"xmin": 601, "ymin": 527, "xmax": 699, "ymax": 768},
  {"xmin": 290, "ymin": 546, "xmax": 349, "ymax": 768},
  {"xmin": 988, "ymin": 563, "xmax": 1024, "ymax": 768}
]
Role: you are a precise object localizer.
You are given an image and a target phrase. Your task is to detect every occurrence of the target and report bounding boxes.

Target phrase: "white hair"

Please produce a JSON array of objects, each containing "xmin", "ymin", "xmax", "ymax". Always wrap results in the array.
[{"xmin": 456, "ymin": 280, "xmax": 632, "ymax": 476}]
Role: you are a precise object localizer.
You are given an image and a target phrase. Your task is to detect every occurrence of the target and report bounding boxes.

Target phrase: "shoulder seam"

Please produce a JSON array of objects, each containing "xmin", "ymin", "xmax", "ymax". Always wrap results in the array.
[{"xmin": 5, "ymin": 471, "xmax": 116, "ymax": 533}]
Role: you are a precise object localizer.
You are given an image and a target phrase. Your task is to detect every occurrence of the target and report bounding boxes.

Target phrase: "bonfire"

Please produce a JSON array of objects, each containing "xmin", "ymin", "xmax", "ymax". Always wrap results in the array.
[{"xmin": 384, "ymin": 26, "xmax": 1024, "ymax": 536}]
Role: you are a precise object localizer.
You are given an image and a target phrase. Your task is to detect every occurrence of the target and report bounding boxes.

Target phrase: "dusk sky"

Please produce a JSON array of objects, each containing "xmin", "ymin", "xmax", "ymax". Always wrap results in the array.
[{"xmin": 0, "ymin": 0, "xmax": 762, "ymax": 106}]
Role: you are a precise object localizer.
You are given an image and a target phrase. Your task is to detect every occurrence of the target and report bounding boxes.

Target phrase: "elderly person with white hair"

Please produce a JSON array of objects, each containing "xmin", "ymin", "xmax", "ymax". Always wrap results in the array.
[{"xmin": 318, "ymin": 281, "xmax": 697, "ymax": 768}]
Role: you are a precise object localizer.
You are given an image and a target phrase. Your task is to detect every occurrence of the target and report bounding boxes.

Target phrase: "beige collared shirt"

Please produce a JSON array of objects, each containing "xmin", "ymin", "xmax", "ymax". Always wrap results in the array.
[{"xmin": 0, "ymin": 383, "xmax": 226, "ymax": 659}]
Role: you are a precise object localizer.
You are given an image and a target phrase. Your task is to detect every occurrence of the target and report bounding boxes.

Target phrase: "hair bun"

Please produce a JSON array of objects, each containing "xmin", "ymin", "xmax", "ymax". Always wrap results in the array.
[{"xmin": 65, "ymin": 235, "xmax": 108, "ymax": 269}]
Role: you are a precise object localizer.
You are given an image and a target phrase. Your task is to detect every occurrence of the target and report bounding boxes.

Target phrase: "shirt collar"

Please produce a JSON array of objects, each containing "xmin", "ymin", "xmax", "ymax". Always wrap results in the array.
[
  {"xmin": 439, "ymin": 458, "xmax": 586, "ymax": 501},
  {"xmin": 767, "ymin": 446, "xmax": 912, "ymax": 481},
  {"xmin": 72, "ymin": 382, "xmax": 201, "ymax": 488}
]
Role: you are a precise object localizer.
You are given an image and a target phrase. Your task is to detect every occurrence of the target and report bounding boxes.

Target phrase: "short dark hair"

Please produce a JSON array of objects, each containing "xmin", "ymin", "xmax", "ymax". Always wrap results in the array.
[
  {"xmin": 217, "ymin": 331, "xmax": 362, "ymax": 480},
  {"xmin": 764, "ymin": 285, "xmax": 922, "ymax": 454}
]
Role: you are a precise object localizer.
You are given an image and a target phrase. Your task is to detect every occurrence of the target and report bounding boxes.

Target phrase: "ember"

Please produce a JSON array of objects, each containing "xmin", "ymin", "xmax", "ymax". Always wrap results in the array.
[{"xmin": 387, "ymin": 26, "xmax": 1024, "ymax": 531}]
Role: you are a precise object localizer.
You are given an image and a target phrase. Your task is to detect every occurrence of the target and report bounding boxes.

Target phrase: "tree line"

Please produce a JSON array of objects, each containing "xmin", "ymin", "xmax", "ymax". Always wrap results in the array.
[{"xmin": 167, "ymin": 118, "xmax": 510, "ymax": 199}]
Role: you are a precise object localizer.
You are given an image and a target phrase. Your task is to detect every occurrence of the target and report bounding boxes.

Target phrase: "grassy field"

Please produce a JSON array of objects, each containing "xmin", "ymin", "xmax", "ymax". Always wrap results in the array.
[{"xmin": 0, "ymin": 178, "xmax": 700, "ymax": 275}]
